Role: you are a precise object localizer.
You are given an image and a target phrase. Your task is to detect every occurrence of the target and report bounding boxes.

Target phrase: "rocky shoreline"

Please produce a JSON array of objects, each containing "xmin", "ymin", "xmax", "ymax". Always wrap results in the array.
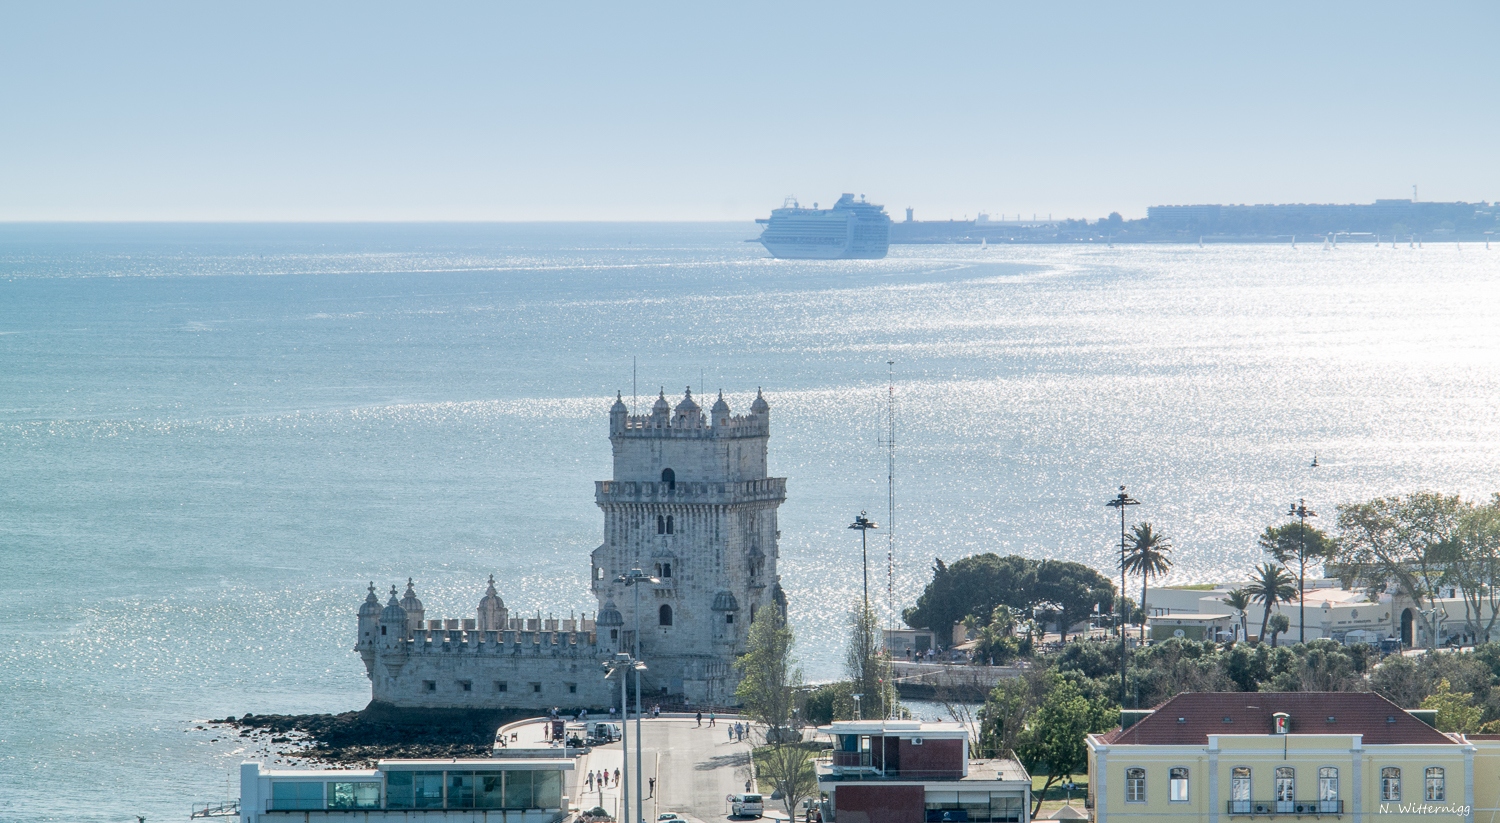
[{"xmin": 215, "ymin": 702, "xmax": 531, "ymax": 767}]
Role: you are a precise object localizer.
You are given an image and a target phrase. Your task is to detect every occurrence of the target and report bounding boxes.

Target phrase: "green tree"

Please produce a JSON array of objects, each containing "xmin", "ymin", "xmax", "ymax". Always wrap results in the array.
[
  {"xmin": 1035, "ymin": 559, "xmax": 1116, "ymax": 642},
  {"xmin": 1222, "ymin": 589, "xmax": 1252, "ymax": 642},
  {"xmin": 1016, "ymin": 676, "xmax": 1118, "ymax": 819},
  {"xmin": 1443, "ymin": 497, "xmax": 1500, "ymax": 643},
  {"xmin": 1422, "ymin": 678, "xmax": 1483, "ymax": 733},
  {"xmin": 1122, "ymin": 523, "xmax": 1173, "ymax": 643},
  {"xmin": 1334, "ymin": 492, "xmax": 1465, "ymax": 649},
  {"xmin": 756, "ymin": 743, "xmax": 819, "ymax": 817},
  {"xmin": 903, "ymin": 554, "xmax": 1039, "ymax": 633},
  {"xmin": 846, "ymin": 600, "xmax": 896, "ymax": 720},
  {"xmin": 1260, "ymin": 521, "xmax": 1334, "ymax": 643},
  {"xmin": 1245, "ymin": 562, "xmax": 1297, "ymax": 644},
  {"xmin": 734, "ymin": 602, "xmax": 801, "ymax": 732},
  {"xmin": 1265, "ymin": 613, "xmax": 1291, "ymax": 648}
]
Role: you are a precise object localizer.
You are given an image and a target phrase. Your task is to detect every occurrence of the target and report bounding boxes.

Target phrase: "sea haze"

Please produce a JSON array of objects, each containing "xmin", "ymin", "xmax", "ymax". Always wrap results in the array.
[{"xmin": 1, "ymin": 223, "xmax": 1498, "ymax": 821}]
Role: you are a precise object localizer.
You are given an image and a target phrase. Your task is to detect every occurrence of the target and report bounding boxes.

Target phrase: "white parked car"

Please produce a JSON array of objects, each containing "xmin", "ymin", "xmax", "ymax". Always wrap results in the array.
[{"xmin": 728, "ymin": 793, "xmax": 764, "ymax": 818}]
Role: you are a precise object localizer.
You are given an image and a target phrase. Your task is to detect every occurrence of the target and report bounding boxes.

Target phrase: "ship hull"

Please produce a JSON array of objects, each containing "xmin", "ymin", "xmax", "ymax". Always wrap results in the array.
[{"xmin": 757, "ymin": 194, "xmax": 891, "ymax": 260}]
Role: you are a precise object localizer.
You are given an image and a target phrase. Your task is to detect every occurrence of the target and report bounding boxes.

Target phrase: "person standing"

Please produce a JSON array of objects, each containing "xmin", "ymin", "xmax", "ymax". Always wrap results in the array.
[
  {"xmin": 695, "ymin": 711, "xmax": 702, "ymax": 727},
  {"xmin": 648, "ymin": 777, "xmax": 656, "ymax": 798}
]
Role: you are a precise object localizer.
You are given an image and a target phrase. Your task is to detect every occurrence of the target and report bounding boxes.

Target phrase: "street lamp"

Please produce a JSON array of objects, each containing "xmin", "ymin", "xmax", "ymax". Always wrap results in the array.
[
  {"xmin": 1287, "ymin": 499, "xmax": 1318, "ymax": 644},
  {"xmin": 1106, "ymin": 486, "xmax": 1140, "ymax": 708},
  {"xmin": 603, "ymin": 653, "xmax": 634, "ymax": 823},
  {"xmin": 851, "ymin": 693, "xmax": 863, "ymax": 721},
  {"xmin": 848, "ymin": 512, "xmax": 879, "ymax": 613},
  {"xmin": 618, "ymin": 568, "xmax": 660, "ymax": 823}
]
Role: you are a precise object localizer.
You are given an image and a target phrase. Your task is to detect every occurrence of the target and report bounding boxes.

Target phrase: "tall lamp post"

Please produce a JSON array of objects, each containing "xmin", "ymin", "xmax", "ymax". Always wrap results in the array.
[
  {"xmin": 603, "ymin": 653, "xmax": 633, "ymax": 823},
  {"xmin": 1287, "ymin": 499, "xmax": 1317, "ymax": 644},
  {"xmin": 618, "ymin": 568, "xmax": 659, "ymax": 823},
  {"xmin": 1106, "ymin": 486, "xmax": 1140, "ymax": 708},
  {"xmin": 848, "ymin": 512, "xmax": 879, "ymax": 613}
]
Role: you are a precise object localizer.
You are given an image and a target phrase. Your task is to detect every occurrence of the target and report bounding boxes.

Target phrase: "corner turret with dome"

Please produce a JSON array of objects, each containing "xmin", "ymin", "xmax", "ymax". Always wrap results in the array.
[{"xmin": 357, "ymin": 383, "xmax": 787, "ymax": 709}]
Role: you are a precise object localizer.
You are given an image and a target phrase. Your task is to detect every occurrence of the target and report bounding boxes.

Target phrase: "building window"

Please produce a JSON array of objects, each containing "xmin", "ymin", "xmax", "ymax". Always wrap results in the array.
[
  {"xmin": 1381, "ymin": 767, "xmax": 1401, "ymax": 802},
  {"xmin": 610, "ymin": 629, "xmax": 618, "ymax": 641},
  {"xmin": 1125, "ymin": 768, "xmax": 1146, "ymax": 803},
  {"xmin": 1275, "ymin": 767, "xmax": 1295, "ymax": 813},
  {"xmin": 424, "ymin": 680, "xmax": 436, "ymax": 692},
  {"xmin": 666, "ymin": 515, "xmax": 674, "ymax": 534},
  {"xmin": 531, "ymin": 683, "xmax": 542, "ymax": 693},
  {"xmin": 568, "ymin": 683, "xmax": 578, "ymax": 694},
  {"xmin": 1169, "ymin": 767, "xmax": 1189, "ymax": 802},
  {"xmin": 595, "ymin": 566, "xmax": 604, "ymax": 580},
  {"xmin": 1318, "ymin": 767, "xmax": 1339, "ymax": 812},
  {"xmin": 496, "ymin": 681, "xmax": 508, "ymax": 693},
  {"xmin": 327, "ymin": 781, "xmax": 381, "ymax": 810},
  {"xmin": 459, "ymin": 680, "xmax": 472, "ymax": 692},
  {"xmin": 657, "ymin": 515, "xmax": 665, "ymax": 535},
  {"xmin": 381, "ymin": 625, "xmax": 387, "ymax": 635},
  {"xmin": 726, "ymin": 614, "xmax": 734, "ymax": 624},
  {"xmin": 661, "ymin": 468, "xmax": 675, "ymax": 490},
  {"xmin": 1425, "ymin": 767, "xmax": 1444, "ymax": 802},
  {"xmin": 1230, "ymin": 767, "xmax": 1251, "ymax": 814},
  {"xmin": 659, "ymin": 604, "xmax": 673, "ymax": 626},
  {"xmin": 271, "ymin": 782, "xmax": 325, "ymax": 810},
  {"xmin": 659, "ymin": 562, "xmax": 672, "ymax": 578}
]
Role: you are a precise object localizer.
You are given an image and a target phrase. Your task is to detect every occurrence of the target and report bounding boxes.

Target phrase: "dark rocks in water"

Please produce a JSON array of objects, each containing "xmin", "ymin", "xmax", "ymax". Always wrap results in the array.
[{"xmin": 221, "ymin": 702, "xmax": 532, "ymax": 766}]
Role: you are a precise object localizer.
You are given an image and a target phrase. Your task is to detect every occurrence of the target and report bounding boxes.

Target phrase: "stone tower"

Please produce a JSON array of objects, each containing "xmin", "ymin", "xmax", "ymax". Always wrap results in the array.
[{"xmin": 591, "ymin": 387, "xmax": 786, "ymax": 703}]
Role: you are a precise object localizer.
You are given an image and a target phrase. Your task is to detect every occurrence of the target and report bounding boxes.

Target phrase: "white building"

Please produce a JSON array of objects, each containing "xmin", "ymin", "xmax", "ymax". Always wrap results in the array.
[
  {"xmin": 357, "ymin": 388, "xmax": 787, "ymax": 708},
  {"xmin": 239, "ymin": 758, "xmax": 572, "ymax": 822}
]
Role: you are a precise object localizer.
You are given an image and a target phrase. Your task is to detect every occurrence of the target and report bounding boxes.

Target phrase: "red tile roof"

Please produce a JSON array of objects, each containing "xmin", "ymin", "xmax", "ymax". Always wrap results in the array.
[{"xmin": 1099, "ymin": 692, "xmax": 1457, "ymax": 746}]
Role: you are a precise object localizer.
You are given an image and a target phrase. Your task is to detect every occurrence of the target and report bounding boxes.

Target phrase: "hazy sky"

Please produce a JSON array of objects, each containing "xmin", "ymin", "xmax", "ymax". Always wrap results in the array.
[{"xmin": 3, "ymin": 2, "xmax": 1498, "ymax": 221}]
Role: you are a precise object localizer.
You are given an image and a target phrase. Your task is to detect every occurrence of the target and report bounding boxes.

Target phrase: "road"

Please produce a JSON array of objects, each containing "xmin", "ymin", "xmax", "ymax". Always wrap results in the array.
[{"xmin": 573, "ymin": 716, "xmax": 769, "ymax": 823}]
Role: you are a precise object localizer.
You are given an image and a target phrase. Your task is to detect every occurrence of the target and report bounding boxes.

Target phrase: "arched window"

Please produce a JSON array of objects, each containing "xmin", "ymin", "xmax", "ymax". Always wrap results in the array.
[
  {"xmin": 1169, "ymin": 768, "xmax": 1189, "ymax": 802},
  {"xmin": 658, "ymin": 605, "xmax": 673, "ymax": 627},
  {"xmin": 1381, "ymin": 768, "xmax": 1401, "ymax": 802},
  {"xmin": 661, "ymin": 468, "xmax": 675, "ymax": 491},
  {"xmin": 666, "ymin": 515, "xmax": 674, "ymax": 535},
  {"xmin": 1425, "ymin": 767, "xmax": 1444, "ymax": 802},
  {"xmin": 1230, "ymin": 767, "xmax": 1251, "ymax": 814},
  {"xmin": 1275, "ymin": 767, "xmax": 1295, "ymax": 813},
  {"xmin": 1124, "ymin": 768, "xmax": 1146, "ymax": 803},
  {"xmin": 657, "ymin": 515, "xmax": 665, "ymax": 535},
  {"xmin": 1318, "ymin": 768, "xmax": 1339, "ymax": 813}
]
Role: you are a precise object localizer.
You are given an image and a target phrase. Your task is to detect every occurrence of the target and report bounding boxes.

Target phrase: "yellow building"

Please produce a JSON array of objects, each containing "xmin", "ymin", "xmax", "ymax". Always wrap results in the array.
[{"xmin": 1086, "ymin": 692, "xmax": 1476, "ymax": 822}]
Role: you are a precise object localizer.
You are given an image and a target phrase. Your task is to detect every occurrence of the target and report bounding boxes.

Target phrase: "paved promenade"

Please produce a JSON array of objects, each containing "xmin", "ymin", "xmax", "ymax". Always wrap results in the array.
[{"xmin": 573, "ymin": 716, "xmax": 764, "ymax": 823}]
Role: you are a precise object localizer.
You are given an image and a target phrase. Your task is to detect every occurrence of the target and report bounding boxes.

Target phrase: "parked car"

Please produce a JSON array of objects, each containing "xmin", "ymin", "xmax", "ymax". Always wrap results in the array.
[{"xmin": 728, "ymin": 793, "xmax": 764, "ymax": 818}]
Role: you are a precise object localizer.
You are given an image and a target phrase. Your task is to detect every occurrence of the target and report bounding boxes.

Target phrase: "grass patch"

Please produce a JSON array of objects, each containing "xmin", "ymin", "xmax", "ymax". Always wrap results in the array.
[
  {"xmin": 1167, "ymin": 583, "xmax": 1221, "ymax": 591},
  {"xmin": 1030, "ymin": 774, "xmax": 1089, "ymax": 804}
]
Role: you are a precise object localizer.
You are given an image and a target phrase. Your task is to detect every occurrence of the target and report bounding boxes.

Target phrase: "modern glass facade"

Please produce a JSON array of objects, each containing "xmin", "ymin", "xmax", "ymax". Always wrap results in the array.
[
  {"xmin": 922, "ymin": 791, "xmax": 1024, "ymax": 823},
  {"xmin": 269, "ymin": 768, "xmax": 563, "ymax": 812}
]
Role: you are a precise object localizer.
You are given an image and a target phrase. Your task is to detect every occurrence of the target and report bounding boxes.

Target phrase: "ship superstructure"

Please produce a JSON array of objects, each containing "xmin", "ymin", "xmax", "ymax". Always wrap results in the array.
[{"xmin": 756, "ymin": 193, "xmax": 891, "ymax": 259}]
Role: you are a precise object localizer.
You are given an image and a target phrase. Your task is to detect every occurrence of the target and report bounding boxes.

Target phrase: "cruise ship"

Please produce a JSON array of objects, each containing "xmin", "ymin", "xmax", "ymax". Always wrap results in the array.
[{"xmin": 756, "ymin": 193, "xmax": 892, "ymax": 259}]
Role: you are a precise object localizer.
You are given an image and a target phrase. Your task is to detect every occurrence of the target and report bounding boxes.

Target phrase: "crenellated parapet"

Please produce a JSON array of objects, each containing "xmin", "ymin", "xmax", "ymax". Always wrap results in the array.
[{"xmin": 594, "ymin": 477, "xmax": 786, "ymax": 506}]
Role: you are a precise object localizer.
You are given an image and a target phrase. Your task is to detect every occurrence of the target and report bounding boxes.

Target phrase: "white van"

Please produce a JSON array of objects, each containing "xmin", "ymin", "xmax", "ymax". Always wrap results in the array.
[{"xmin": 728, "ymin": 794, "xmax": 764, "ymax": 818}]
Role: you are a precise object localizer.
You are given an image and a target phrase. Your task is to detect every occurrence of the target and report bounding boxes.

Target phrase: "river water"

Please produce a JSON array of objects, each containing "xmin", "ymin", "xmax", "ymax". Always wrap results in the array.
[{"xmin": 2, "ymin": 223, "xmax": 1497, "ymax": 821}]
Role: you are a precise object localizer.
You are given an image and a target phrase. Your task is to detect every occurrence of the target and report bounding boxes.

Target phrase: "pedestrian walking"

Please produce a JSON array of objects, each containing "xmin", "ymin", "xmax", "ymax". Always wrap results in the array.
[
  {"xmin": 728, "ymin": 724, "xmax": 734, "ymax": 741},
  {"xmin": 613, "ymin": 768, "xmax": 620, "ymax": 785},
  {"xmin": 586, "ymin": 771, "xmax": 593, "ymax": 790},
  {"xmin": 709, "ymin": 711, "xmax": 716, "ymax": 726},
  {"xmin": 695, "ymin": 711, "xmax": 702, "ymax": 726},
  {"xmin": 649, "ymin": 777, "xmax": 656, "ymax": 797}
]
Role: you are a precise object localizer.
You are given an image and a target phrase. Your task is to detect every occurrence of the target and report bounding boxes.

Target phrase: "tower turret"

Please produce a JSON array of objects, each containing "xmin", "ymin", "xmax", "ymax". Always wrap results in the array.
[
  {"xmin": 399, "ymin": 578, "xmax": 424, "ymax": 634},
  {"xmin": 674, "ymin": 387, "xmax": 703, "ymax": 428},
  {"xmin": 356, "ymin": 582, "xmax": 381, "ymax": 677},
  {"xmin": 596, "ymin": 599, "xmax": 624, "ymax": 651},
  {"xmin": 477, "ymin": 574, "xmax": 508, "ymax": 631},
  {"xmin": 710, "ymin": 391, "xmax": 731, "ymax": 426},
  {"xmin": 650, "ymin": 389, "xmax": 671, "ymax": 426},
  {"xmin": 750, "ymin": 387, "xmax": 769, "ymax": 417},
  {"xmin": 610, "ymin": 391, "xmax": 629, "ymax": 434},
  {"xmin": 378, "ymin": 585, "xmax": 410, "ymax": 676}
]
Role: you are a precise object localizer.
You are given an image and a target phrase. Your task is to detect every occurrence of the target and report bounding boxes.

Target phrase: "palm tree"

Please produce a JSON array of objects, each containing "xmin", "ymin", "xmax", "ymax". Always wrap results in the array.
[
  {"xmin": 1245, "ymin": 562, "xmax": 1298, "ymax": 644},
  {"xmin": 1222, "ymin": 589, "xmax": 1252, "ymax": 642},
  {"xmin": 1122, "ymin": 522, "xmax": 1173, "ymax": 644}
]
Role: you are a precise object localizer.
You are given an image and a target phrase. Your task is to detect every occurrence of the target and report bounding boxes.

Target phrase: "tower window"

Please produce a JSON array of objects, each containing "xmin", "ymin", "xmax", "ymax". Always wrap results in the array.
[
  {"xmin": 661, "ymin": 468, "xmax": 675, "ymax": 490},
  {"xmin": 666, "ymin": 515, "xmax": 674, "ymax": 535},
  {"xmin": 661, "ymin": 563, "xmax": 672, "ymax": 578},
  {"xmin": 496, "ymin": 681, "xmax": 508, "ymax": 693},
  {"xmin": 659, "ymin": 605, "xmax": 673, "ymax": 626},
  {"xmin": 657, "ymin": 515, "xmax": 665, "ymax": 535},
  {"xmin": 381, "ymin": 625, "xmax": 386, "ymax": 635},
  {"xmin": 726, "ymin": 614, "xmax": 734, "ymax": 624},
  {"xmin": 424, "ymin": 680, "xmax": 436, "ymax": 692}
]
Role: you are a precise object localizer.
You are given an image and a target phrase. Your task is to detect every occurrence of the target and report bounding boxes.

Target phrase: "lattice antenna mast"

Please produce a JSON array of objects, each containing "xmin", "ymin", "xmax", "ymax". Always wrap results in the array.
[{"xmin": 884, "ymin": 359, "xmax": 896, "ymax": 632}]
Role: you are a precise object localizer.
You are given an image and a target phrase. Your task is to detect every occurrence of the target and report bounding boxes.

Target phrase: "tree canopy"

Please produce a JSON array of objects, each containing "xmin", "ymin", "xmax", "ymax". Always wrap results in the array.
[{"xmin": 904, "ymin": 553, "xmax": 1114, "ymax": 639}]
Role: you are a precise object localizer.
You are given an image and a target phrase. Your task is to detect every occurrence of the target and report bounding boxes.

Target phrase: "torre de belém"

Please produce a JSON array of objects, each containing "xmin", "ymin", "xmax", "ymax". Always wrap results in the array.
[{"xmin": 355, "ymin": 387, "xmax": 787, "ymax": 709}]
